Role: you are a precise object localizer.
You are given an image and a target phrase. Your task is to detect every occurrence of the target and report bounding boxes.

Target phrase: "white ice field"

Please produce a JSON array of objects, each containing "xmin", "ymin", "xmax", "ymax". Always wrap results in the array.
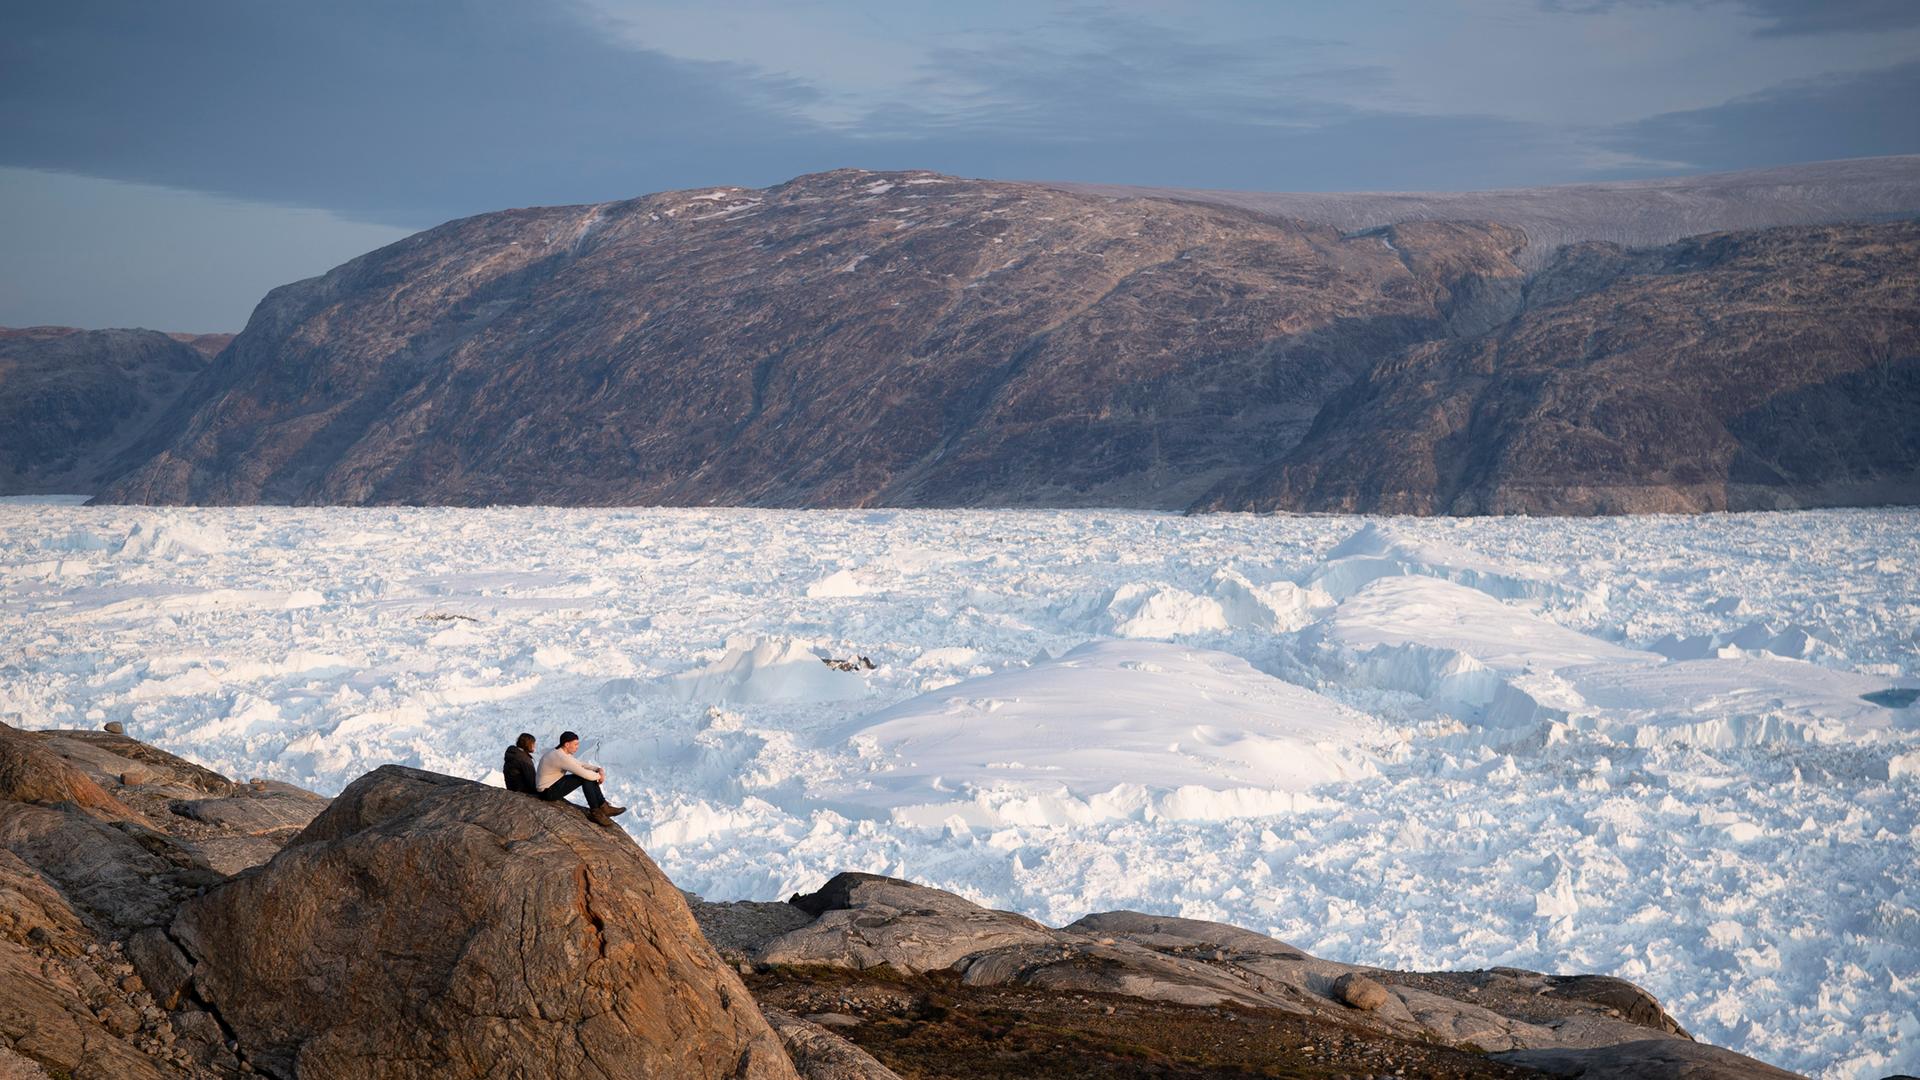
[{"xmin": 3, "ymin": 503, "xmax": 1917, "ymax": 1076}]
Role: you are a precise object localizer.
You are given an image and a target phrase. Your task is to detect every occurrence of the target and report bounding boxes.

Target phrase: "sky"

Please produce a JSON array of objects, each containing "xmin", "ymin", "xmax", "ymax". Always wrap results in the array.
[{"xmin": 3, "ymin": 0, "xmax": 1917, "ymax": 331}]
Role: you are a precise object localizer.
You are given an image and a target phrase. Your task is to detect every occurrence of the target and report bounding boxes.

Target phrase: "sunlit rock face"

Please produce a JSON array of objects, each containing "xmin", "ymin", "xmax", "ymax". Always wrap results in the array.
[
  {"xmin": 94, "ymin": 169, "xmax": 1529, "ymax": 509},
  {"xmin": 64, "ymin": 161, "xmax": 1920, "ymax": 514},
  {"xmin": 1205, "ymin": 221, "xmax": 1920, "ymax": 515}
]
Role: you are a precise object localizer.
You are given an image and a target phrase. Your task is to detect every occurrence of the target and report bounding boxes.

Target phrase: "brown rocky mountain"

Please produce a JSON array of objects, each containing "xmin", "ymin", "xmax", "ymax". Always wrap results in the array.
[
  {"xmin": 0, "ymin": 725, "xmax": 1799, "ymax": 1078},
  {"xmin": 0, "ymin": 327, "xmax": 217, "ymax": 495},
  {"xmin": 1202, "ymin": 220, "xmax": 1920, "ymax": 514},
  {"xmin": 54, "ymin": 158, "xmax": 1920, "ymax": 513},
  {"xmin": 97, "ymin": 168, "xmax": 1536, "ymax": 509}
]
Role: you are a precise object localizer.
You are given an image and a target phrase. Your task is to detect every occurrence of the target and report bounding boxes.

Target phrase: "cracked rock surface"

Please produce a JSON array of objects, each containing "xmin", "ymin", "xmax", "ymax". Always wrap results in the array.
[
  {"xmin": 699, "ymin": 872, "xmax": 1800, "ymax": 1079},
  {"xmin": 171, "ymin": 765, "xmax": 798, "ymax": 1079},
  {"xmin": 0, "ymin": 723, "xmax": 305, "ymax": 1077}
]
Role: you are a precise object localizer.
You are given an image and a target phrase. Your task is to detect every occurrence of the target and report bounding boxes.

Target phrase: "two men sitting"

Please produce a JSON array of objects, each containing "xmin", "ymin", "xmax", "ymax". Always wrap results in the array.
[{"xmin": 503, "ymin": 730, "xmax": 626, "ymax": 827}]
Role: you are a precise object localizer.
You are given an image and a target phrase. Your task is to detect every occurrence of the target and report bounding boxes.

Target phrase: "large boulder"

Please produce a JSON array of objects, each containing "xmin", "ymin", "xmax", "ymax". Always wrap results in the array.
[
  {"xmin": 755, "ymin": 873, "xmax": 1060, "ymax": 972},
  {"xmin": 172, "ymin": 765, "xmax": 798, "ymax": 1079}
]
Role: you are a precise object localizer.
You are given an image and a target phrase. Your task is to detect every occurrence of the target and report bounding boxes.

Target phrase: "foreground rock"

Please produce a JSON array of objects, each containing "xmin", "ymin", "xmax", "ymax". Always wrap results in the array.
[
  {"xmin": 760, "ymin": 1008, "xmax": 902, "ymax": 1080},
  {"xmin": 1503, "ymin": 1039, "xmax": 1802, "ymax": 1079},
  {"xmin": 0, "ymin": 729, "xmax": 1805, "ymax": 1078},
  {"xmin": 0, "ymin": 724, "xmax": 328, "ymax": 1077},
  {"xmin": 0, "ymin": 732, "xmax": 807, "ymax": 1078},
  {"xmin": 172, "ymin": 765, "xmax": 797, "ymax": 1079},
  {"xmin": 693, "ymin": 872, "xmax": 1800, "ymax": 1079}
]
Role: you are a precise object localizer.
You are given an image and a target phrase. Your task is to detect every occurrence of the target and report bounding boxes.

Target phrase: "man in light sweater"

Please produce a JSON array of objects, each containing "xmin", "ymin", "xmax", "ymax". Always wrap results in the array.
[{"xmin": 536, "ymin": 730, "xmax": 626, "ymax": 827}]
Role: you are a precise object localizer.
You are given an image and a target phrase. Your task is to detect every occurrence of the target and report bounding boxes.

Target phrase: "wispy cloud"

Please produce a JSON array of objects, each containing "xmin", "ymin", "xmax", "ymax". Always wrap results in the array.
[
  {"xmin": 2, "ymin": 0, "xmax": 1914, "ymax": 227},
  {"xmin": 1610, "ymin": 60, "xmax": 1920, "ymax": 171}
]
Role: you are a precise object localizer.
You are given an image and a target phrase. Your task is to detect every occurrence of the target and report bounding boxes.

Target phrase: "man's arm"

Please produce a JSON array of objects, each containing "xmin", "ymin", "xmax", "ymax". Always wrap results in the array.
[{"xmin": 556, "ymin": 749, "xmax": 604, "ymax": 782}]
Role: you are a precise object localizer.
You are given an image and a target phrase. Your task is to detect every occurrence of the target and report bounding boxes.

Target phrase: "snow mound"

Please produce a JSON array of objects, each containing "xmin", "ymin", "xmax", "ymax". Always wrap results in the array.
[
  {"xmin": 1321, "ymin": 576, "xmax": 1655, "ymax": 675},
  {"xmin": 1315, "ymin": 576, "xmax": 1905, "ymax": 748},
  {"xmin": 1210, "ymin": 569, "xmax": 1326, "ymax": 632},
  {"xmin": 1100, "ymin": 582, "xmax": 1228, "ymax": 638},
  {"xmin": 1566, "ymin": 657, "xmax": 1914, "ymax": 747},
  {"xmin": 1647, "ymin": 620, "xmax": 1848, "ymax": 667},
  {"xmin": 822, "ymin": 640, "xmax": 1379, "ymax": 827},
  {"xmin": 116, "ymin": 520, "xmax": 231, "ymax": 558},
  {"xmin": 1307, "ymin": 523, "xmax": 1589, "ymax": 607},
  {"xmin": 667, "ymin": 637, "xmax": 868, "ymax": 705},
  {"xmin": 1099, "ymin": 573, "xmax": 1327, "ymax": 638},
  {"xmin": 806, "ymin": 567, "xmax": 883, "ymax": 598}
]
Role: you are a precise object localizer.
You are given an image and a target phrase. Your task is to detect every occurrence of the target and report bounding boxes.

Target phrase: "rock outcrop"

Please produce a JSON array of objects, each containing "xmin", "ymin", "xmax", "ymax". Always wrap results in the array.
[
  {"xmin": 760, "ymin": 1008, "xmax": 903, "ymax": 1080},
  {"xmin": 0, "ymin": 735, "xmax": 811, "ymax": 1079},
  {"xmin": 697, "ymin": 872, "xmax": 1800, "ymax": 1079},
  {"xmin": 171, "ymin": 765, "xmax": 797, "ymax": 1079},
  {"xmin": 0, "ymin": 723, "xmax": 330, "ymax": 1077},
  {"xmin": 1501, "ymin": 1038, "xmax": 1802, "ymax": 1079},
  {"xmin": 0, "ymin": 326, "xmax": 215, "ymax": 495}
]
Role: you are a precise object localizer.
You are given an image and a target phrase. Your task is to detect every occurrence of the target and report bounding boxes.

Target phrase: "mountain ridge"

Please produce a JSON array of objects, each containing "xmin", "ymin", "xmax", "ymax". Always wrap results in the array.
[
  {"xmin": 9, "ymin": 158, "xmax": 1915, "ymax": 514},
  {"xmin": 0, "ymin": 326, "xmax": 221, "ymax": 495},
  {"xmin": 1052, "ymin": 154, "xmax": 1920, "ymax": 266}
]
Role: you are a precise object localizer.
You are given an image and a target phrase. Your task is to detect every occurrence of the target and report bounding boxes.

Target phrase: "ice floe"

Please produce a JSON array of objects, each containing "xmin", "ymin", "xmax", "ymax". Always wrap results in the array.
[
  {"xmin": 667, "ymin": 637, "xmax": 871, "ymax": 705},
  {"xmin": 822, "ymin": 639, "xmax": 1379, "ymax": 827}
]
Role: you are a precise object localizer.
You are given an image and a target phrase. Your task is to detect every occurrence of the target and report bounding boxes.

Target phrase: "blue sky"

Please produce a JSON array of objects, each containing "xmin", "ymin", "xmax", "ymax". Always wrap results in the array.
[{"xmin": 3, "ymin": 0, "xmax": 1916, "ymax": 330}]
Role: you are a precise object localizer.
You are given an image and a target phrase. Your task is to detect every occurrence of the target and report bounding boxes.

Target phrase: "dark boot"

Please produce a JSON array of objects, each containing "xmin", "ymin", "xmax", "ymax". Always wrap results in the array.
[
  {"xmin": 588, "ymin": 804, "xmax": 619, "ymax": 827},
  {"xmin": 601, "ymin": 804, "xmax": 627, "ymax": 818}
]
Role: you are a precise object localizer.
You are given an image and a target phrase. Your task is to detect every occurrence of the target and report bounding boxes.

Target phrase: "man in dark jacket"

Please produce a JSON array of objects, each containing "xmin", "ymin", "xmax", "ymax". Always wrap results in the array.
[{"xmin": 502, "ymin": 733, "xmax": 538, "ymax": 794}]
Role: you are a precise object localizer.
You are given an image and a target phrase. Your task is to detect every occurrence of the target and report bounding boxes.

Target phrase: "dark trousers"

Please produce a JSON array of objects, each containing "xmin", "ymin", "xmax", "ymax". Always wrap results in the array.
[{"xmin": 539, "ymin": 774, "xmax": 606, "ymax": 809}]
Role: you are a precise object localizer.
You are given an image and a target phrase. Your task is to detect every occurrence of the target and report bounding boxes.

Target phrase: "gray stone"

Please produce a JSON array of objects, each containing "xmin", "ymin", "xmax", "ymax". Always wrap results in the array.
[
  {"xmin": 1496, "ymin": 1038, "xmax": 1804, "ymax": 1078},
  {"xmin": 125, "ymin": 929, "xmax": 192, "ymax": 1011},
  {"xmin": 756, "ymin": 872, "xmax": 1059, "ymax": 973},
  {"xmin": 763, "ymin": 1008, "xmax": 902, "ymax": 1080},
  {"xmin": 167, "ymin": 787, "xmax": 327, "ymax": 836},
  {"xmin": 687, "ymin": 894, "xmax": 816, "ymax": 958},
  {"xmin": 1332, "ymin": 972, "xmax": 1391, "ymax": 1011},
  {"xmin": 0, "ymin": 802, "xmax": 216, "ymax": 934}
]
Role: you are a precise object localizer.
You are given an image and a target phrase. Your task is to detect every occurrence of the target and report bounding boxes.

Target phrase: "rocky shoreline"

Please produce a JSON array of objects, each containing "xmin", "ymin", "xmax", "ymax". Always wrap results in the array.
[{"xmin": 0, "ymin": 722, "xmax": 1803, "ymax": 1078}]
